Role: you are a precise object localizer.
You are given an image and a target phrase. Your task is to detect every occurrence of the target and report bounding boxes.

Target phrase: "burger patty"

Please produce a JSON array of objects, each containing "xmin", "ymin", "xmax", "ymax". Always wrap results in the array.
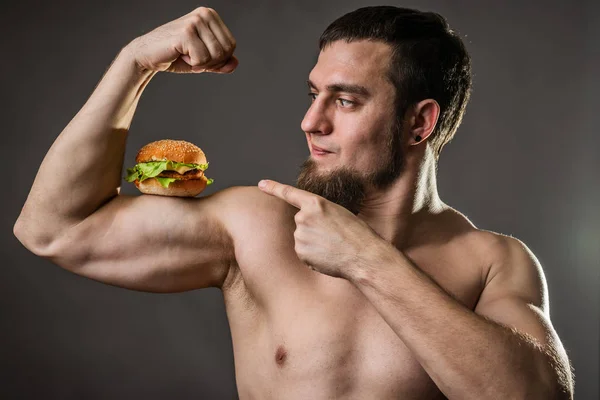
[{"xmin": 157, "ymin": 168, "xmax": 205, "ymax": 180}]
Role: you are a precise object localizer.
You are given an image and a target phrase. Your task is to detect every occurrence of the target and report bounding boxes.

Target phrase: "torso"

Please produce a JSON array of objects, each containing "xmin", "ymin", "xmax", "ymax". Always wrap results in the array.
[{"xmin": 219, "ymin": 189, "xmax": 493, "ymax": 399}]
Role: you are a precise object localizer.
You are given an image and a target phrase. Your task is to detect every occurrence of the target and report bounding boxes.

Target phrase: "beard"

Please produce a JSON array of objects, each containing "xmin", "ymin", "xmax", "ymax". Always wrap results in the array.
[{"xmin": 296, "ymin": 119, "xmax": 405, "ymax": 215}]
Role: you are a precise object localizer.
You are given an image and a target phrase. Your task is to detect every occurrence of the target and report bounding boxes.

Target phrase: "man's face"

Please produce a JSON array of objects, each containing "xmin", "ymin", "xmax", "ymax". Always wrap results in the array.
[{"xmin": 297, "ymin": 40, "xmax": 405, "ymax": 214}]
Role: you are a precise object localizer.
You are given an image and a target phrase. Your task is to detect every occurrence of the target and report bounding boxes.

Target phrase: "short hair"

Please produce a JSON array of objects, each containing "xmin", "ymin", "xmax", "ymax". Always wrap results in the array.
[{"xmin": 319, "ymin": 6, "xmax": 472, "ymax": 161}]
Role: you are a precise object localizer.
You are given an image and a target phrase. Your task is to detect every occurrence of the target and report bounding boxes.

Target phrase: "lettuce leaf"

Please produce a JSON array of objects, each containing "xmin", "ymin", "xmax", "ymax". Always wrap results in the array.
[
  {"xmin": 154, "ymin": 177, "xmax": 178, "ymax": 188},
  {"xmin": 125, "ymin": 160, "xmax": 213, "ymax": 188}
]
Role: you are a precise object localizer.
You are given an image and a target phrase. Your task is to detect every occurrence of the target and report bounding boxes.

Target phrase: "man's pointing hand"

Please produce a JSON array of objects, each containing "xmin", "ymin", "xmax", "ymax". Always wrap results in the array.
[{"xmin": 258, "ymin": 179, "xmax": 385, "ymax": 280}]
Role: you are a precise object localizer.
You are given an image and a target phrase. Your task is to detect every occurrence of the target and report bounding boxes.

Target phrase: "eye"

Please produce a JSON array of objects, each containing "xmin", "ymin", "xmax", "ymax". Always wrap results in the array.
[
  {"xmin": 308, "ymin": 93, "xmax": 317, "ymax": 102},
  {"xmin": 337, "ymin": 98, "xmax": 354, "ymax": 107}
]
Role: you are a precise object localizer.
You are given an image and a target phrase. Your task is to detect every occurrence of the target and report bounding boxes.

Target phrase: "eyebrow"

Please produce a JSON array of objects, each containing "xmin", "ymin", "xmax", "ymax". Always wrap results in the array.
[{"xmin": 307, "ymin": 79, "xmax": 371, "ymax": 98}]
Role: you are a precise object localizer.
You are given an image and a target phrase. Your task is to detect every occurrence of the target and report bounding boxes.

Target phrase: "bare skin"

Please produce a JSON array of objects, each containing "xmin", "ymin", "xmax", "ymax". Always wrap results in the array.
[
  {"xmin": 219, "ymin": 187, "xmax": 490, "ymax": 399},
  {"xmin": 14, "ymin": 7, "xmax": 572, "ymax": 399}
]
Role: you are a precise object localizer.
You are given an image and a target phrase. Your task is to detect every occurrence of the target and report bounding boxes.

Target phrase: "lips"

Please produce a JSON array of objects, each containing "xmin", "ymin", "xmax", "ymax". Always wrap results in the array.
[{"xmin": 311, "ymin": 144, "xmax": 332, "ymax": 153}]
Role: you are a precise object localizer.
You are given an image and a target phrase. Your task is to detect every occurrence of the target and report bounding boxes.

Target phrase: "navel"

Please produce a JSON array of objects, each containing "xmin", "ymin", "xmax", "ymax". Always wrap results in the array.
[{"xmin": 274, "ymin": 345, "xmax": 287, "ymax": 367}]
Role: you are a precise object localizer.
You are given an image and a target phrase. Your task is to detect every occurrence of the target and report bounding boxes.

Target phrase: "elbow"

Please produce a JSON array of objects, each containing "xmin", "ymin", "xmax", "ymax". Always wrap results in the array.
[{"xmin": 13, "ymin": 218, "xmax": 60, "ymax": 258}]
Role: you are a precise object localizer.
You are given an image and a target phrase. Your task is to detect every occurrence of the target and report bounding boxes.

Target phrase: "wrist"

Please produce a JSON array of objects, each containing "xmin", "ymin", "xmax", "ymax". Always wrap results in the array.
[
  {"xmin": 82, "ymin": 41, "xmax": 157, "ymax": 129},
  {"xmin": 118, "ymin": 39, "xmax": 156, "ymax": 80},
  {"xmin": 349, "ymin": 237, "xmax": 398, "ymax": 285}
]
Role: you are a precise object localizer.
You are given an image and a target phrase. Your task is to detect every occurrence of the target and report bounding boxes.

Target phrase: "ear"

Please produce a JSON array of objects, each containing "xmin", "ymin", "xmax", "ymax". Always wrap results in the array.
[{"xmin": 407, "ymin": 99, "xmax": 440, "ymax": 146}]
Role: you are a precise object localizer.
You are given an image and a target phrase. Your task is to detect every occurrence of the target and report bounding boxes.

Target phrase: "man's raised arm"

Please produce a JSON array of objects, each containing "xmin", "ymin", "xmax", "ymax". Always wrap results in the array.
[{"xmin": 14, "ymin": 7, "xmax": 242, "ymax": 292}]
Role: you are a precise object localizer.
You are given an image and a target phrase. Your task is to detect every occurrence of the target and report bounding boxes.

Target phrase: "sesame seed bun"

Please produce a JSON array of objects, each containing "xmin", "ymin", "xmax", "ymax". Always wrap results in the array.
[{"xmin": 135, "ymin": 139, "xmax": 207, "ymax": 165}]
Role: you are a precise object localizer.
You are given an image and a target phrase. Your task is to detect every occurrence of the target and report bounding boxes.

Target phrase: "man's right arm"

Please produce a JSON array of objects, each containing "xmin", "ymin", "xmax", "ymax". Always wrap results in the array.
[
  {"xmin": 13, "ymin": 7, "xmax": 241, "ymax": 292},
  {"xmin": 43, "ymin": 188, "xmax": 241, "ymax": 293}
]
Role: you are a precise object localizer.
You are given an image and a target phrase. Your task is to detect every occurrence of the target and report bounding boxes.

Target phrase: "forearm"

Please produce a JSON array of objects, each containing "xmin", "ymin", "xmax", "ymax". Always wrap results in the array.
[
  {"xmin": 15, "ymin": 42, "xmax": 156, "ymax": 249},
  {"xmin": 350, "ymin": 243, "xmax": 555, "ymax": 399}
]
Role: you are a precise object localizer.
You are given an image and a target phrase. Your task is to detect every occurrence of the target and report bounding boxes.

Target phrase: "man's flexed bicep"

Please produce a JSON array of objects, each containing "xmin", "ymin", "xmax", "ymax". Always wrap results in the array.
[
  {"xmin": 43, "ymin": 187, "xmax": 240, "ymax": 293},
  {"xmin": 12, "ymin": 6, "xmax": 238, "ymax": 261}
]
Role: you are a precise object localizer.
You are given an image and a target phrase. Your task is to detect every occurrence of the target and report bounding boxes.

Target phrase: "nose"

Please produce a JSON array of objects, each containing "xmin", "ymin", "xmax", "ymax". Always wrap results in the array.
[{"xmin": 301, "ymin": 97, "xmax": 332, "ymax": 135}]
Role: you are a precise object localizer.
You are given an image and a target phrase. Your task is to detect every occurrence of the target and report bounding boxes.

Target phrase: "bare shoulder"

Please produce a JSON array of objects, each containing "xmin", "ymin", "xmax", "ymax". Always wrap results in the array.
[
  {"xmin": 471, "ymin": 229, "xmax": 549, "ymax": 312},
  {"xmin": 215, "ymin": 185, "xmax": 297, "ymax": 264},
  {"xmin": 215, "ymin": 185, "xmax": 297, "ymax": 290},
  {"xmin": 474, "ymin": 229, "xmax": 544, "ymax": 271},
  {"xmin": 441, "ymin": 207, "xmax": 548, "ymax": 304},
  {"xmin": 216, "ymin": 185, "xmax": 297, "ymax": 231},
  {"xmin": 441, "ymin": 206, "xmax": 550, "ymax": 312},
  {"xmin": 443, "ymin": 207, "xmax": 541, "ymax": 268}
]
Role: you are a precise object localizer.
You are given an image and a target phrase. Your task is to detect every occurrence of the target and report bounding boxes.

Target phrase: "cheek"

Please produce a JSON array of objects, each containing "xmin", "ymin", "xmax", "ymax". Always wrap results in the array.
[{"xmin": 349, "ymin": 120, "xmax": 392, "ymax": 163}]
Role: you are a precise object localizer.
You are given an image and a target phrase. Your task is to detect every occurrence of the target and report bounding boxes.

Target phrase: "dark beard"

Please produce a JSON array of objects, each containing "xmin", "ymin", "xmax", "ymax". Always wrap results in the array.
[{"xmin": 296, "ymin": 119, "xmax": 405, "ymax": 215}]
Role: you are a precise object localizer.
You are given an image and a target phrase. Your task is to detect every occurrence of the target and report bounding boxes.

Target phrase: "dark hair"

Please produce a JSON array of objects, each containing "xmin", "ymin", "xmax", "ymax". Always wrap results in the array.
[{"xmin": 319, "ymin": 6, "xmax": 472, "ymax": 161}]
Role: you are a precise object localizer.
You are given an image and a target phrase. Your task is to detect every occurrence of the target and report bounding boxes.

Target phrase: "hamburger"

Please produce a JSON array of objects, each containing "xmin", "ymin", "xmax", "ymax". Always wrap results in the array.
[{"xmin": 125, "ymin": 139, "xmax": 214, "ymax": 197}]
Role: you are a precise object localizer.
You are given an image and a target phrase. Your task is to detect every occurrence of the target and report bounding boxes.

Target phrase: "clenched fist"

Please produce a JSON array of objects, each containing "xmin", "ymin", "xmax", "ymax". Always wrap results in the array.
[{"xmin": 126, "ymin": 7, "xmax": 238, "ymax": 74}]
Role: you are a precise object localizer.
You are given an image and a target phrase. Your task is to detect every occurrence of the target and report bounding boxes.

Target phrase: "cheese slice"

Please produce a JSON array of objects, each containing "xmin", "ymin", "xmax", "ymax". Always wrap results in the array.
[{"xmin": 167, "ymin": 165, "xmax": 195, "ymax": 174}]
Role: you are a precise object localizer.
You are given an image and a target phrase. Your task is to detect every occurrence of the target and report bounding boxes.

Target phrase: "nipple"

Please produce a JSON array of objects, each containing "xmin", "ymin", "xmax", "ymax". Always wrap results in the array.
[{"xmin": 274, "ymin": 345, "xmax": 287, "ymax": 366}]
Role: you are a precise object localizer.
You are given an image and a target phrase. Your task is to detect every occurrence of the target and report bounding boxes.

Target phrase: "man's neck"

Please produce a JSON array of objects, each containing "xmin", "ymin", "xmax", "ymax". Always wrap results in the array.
[{"xmin": 357, "ymin": 147, "xmax": 447, "ymax": 250}]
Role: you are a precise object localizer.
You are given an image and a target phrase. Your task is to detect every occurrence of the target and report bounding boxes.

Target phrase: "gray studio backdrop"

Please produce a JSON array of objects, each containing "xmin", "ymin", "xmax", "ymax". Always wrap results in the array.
[{"xmin": 2, "ymin": 0, "xmax": 598, "ymax": 399}]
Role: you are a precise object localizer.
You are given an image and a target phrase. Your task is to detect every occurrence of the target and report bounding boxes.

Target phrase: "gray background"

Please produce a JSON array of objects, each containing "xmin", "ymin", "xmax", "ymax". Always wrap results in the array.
[{"xmin": 2, "ymin": 0, "xmax": 598, "ymax": 399}]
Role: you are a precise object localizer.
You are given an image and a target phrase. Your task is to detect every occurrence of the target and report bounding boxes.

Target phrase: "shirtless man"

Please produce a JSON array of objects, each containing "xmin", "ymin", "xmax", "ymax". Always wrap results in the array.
[{"xmin": 14, "ymin": 5, "xmax": 574, "ymax": 399}]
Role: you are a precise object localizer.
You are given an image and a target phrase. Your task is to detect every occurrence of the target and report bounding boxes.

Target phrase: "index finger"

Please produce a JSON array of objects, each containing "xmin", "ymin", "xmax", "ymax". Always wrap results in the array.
[{"xmin": 258, "ymin": 180, "xmax": 312, "ymax": 209}]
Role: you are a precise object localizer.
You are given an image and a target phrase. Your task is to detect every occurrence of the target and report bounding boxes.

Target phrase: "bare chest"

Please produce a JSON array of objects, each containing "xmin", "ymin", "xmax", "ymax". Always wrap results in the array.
[{"xmin": 222, "ymin": 232, "xmax": 485, "ymax": 399}]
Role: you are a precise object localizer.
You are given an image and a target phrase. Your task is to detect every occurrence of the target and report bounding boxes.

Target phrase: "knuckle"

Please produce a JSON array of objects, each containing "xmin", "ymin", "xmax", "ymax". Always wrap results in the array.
[
  {"xmin": 294, "ymin": 213, "xmax": 305, "ymax": 223},
  {"xmin": 197, "ymin": 6, "xmax": 213, "ymax": 18},
  {"xmin": 188, "ymin": 13, "xmax": 202, "ymax": 25},
  {"xmin": 281, "ymin": 186, "xmax": 292, "ymax": 200},
  {"xmin": 310, "ymin": 197, "xmax": 323, "ymax": 208}
]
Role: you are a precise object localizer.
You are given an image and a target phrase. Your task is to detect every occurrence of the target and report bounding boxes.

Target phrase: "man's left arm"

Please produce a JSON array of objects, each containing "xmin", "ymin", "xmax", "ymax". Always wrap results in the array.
[{"xmin": 349, "ymin": 234, "xmax": 574, "ymax": 400}]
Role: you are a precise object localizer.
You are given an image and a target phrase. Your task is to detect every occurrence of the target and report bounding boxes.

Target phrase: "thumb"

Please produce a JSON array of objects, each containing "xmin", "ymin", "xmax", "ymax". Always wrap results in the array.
[{"xmin": 202, "ymin": 55, "xmax": 239, "ymax": 74}]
